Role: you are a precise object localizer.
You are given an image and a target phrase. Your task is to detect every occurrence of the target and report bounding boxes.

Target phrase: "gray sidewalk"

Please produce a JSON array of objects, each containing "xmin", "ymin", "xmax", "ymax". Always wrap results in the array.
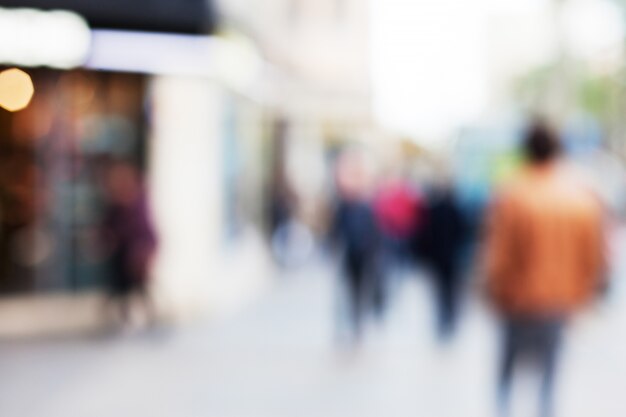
[
  {"xmin": 0, "ymin": 229, "xmax": 273, "ymax": 339},
  {"xmin": 0, "ymin": 253, "xmax": 624, "ymax": 417}
]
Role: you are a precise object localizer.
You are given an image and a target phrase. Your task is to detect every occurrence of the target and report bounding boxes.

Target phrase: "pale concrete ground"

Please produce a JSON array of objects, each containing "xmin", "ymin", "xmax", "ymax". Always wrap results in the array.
[
  {"xmin": 0, "ymin": 229, "xmax": 272, "ymax": 338},
  {"xmin": 0, "ymin": 233, "xmax": 625, "ymax": 417}
]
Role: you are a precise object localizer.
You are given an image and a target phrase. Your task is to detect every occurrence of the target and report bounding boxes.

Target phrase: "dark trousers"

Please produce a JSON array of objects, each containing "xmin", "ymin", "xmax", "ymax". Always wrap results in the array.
[
  {"xmin": 342, "ymin": 249, "xmax": 383, "ymax": 342},
  {"xmin": 498, "ymin": 317, "xmax": 564, "ymax": 417},
  {"xmin": 429, "ymin": 263, "xmax": 461, "ymax": 340}
]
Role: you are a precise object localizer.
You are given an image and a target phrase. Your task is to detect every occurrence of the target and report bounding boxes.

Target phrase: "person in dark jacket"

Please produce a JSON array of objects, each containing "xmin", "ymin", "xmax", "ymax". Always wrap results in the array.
[
  {"xmin": 419, "ymin": 183, "xmax": 467, "ymax": 340},
  {"xmin": 102, "ymin": 160, "xmax": 158, "ymax": 329},
  {"xmin": 330, "ymin": 149, "xmax": 381, "ymax": 345}
]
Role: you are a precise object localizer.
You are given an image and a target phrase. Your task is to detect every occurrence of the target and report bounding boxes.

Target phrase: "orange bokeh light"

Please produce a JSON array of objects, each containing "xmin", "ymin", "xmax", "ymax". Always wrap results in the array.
[{"xmin": 0, "ymin": 68, "xmax": 34, "ymax": 112}]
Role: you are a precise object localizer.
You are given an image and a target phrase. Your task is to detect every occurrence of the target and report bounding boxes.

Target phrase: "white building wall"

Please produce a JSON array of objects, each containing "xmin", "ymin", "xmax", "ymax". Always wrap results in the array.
[
  {"xmin": 149, "ymin": 76, "xmax": 225, "ymax": 319},
  {"xmin": 219, "ymin": 0, "xmax": 372, "ymax": 124},
  {"xmin": 149, "ymin": 75, "xmax": 273, "ymax": 320}
]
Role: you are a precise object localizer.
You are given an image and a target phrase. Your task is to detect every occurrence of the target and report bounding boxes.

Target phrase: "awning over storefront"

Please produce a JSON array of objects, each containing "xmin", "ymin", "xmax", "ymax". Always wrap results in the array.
[{"xmin": 0, "ymin": 0, "xmax": 217, "ymax": 34}]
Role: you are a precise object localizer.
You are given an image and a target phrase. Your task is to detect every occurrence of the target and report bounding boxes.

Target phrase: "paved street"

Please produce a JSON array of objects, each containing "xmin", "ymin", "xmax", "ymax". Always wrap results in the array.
[{"xmin": 0, "ymin": 246, "xmax": 625, "ymax": 417}]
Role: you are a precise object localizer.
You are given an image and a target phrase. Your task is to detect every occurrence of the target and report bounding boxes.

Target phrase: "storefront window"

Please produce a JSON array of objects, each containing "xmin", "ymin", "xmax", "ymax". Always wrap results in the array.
[{"xmin": 0, "ymin": 69, "xmax": 148, "ymax": 293}]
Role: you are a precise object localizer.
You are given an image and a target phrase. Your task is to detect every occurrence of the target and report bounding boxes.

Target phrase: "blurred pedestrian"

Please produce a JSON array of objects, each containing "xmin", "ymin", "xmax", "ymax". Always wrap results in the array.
[
  {"xmin": 374, "ymin": 174, "xmax": 423, "ymax": 261},
  {"xmin": 102, "ymin": 160, "xmax": 158, "ymax": 330},
  {"xmin": 330, "ymin": 149, "xmax": 381, "ymax": 345},
  {"xmin": 373, "ymin": 173, "xmax": 424, "ymax": 314},
  {"xmin": 484, "ymin": 120, "xmax": 606, "ymax": 417},
  {"xmin": 419, "ymin": 182, "xmax": 467, "ymax": 340}
]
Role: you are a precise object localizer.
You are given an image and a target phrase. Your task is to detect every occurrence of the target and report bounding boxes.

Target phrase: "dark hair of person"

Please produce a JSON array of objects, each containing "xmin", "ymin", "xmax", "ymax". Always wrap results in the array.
[{"xmin": 523, "ymin": 120, "xmax": 560, "ymax": 164}]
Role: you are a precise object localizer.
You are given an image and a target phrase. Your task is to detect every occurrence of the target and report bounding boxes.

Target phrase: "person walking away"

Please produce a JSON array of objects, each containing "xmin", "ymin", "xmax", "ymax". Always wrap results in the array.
[
  {"xmin": 330, "ymin": 149, "xmax": 381, "ymax": 345},
  {"xmin": 484, "ymin": 121, "xmax": 606, "ymax": 417},
  {"xmin": 419, "ymin": 182, "xmax": 467, "ymax": 341},
  {"xmin": 373, "ymin": 174, "xmax": 423, "ymax": 315}
]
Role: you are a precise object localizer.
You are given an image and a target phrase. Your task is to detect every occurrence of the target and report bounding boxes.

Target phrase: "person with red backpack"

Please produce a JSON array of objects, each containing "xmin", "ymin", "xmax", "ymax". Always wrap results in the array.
[{"xmin": 373, "ymin": 174, "xmax": 424, "ymax": 316}]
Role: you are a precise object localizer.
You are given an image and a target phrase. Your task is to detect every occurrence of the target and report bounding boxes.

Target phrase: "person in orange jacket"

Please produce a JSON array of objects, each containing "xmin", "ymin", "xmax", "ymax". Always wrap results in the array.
[{"xmin": 484, "ymin": 120, "xmax": 606, "ymax": 417}]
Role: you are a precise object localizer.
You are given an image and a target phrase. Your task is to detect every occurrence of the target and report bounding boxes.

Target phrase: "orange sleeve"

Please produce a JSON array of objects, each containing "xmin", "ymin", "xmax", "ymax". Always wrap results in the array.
[
  {"xmin": 580, "ymin": 206, "xmax": 607, "ymax": 297},
  {"xmin": 483, "ymin": 194, "xmax": 515, "ymax": 305}
]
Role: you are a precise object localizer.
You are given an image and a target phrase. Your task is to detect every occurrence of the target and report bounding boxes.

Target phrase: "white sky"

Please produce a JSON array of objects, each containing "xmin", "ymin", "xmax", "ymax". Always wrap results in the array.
[
  {"xmin": 369, "ymin": 0, "xmax": 492, "ymax": 143},
  {"xmin": 369, "ymin": 0, "xmax": 625, "ymax": 144},
  {"xmin": 367, "ymin": 0, "xmax": 568, "ymax": 145}
]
